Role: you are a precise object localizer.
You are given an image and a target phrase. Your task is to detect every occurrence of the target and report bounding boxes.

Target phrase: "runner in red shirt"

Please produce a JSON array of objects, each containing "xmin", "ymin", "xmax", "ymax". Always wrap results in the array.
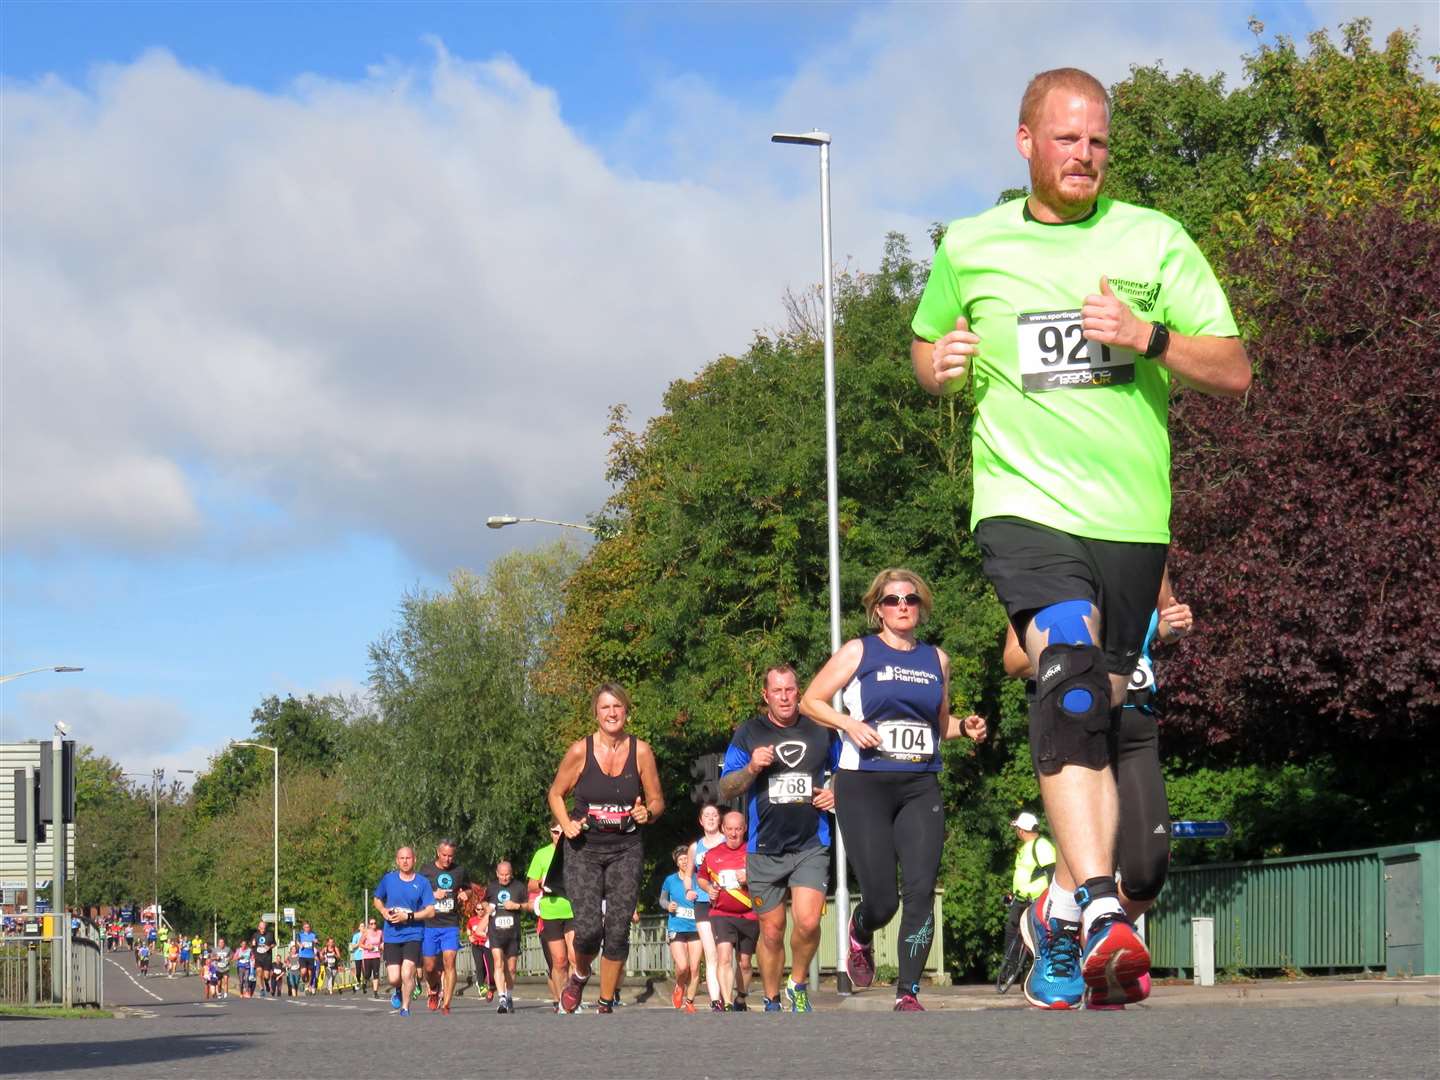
[{"xmin": 696, "ymin": 810, "xmax": 757, "ymax": 1010}]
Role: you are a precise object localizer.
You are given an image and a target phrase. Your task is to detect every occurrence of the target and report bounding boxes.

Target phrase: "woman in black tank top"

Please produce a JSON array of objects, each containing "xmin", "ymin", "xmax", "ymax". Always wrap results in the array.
[{"xmin": 546, "ymin": 682, "xmax": 665, "ymax": 1013}]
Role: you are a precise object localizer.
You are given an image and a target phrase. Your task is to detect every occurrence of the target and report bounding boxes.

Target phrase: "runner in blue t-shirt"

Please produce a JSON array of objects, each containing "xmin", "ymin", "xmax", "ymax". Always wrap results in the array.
[
  {"xmin": 372, "ymin": 846, "xmax": 437, "ymax": 1016},
  {"xmin": 296, "ymin": 921, "xmax": 318, "ymax": 992},
  {"xmin": 659, "ymin": 848, "xmax": 703, "ymax": 1011}
]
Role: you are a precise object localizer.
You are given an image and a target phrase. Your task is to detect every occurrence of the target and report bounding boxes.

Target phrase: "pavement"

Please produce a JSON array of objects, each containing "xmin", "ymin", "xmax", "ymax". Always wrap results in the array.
[
  {"xmin": 807, "ymin": 972, "xmax": 1440, "ymax": 1011},
  {"xmin": 0, "ymin": 958, "xmax": 1433, "ymax": 1079},
  {"xmin": 98, "ymin": 965, "xmax": 1440, "ymax": 1016}
]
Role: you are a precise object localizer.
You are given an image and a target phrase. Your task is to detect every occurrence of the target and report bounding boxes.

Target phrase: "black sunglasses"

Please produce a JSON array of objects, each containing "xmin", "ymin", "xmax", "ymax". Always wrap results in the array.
[{"xmin": 880, "ymin": 593, "xmax": 922, "ymax": 608}]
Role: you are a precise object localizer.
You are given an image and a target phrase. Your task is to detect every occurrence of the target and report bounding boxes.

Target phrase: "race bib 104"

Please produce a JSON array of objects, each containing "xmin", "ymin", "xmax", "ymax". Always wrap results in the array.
[
  {"xmin": 767, "ymin": 771, "xmax": 813, "ymax": 804},
  {"xmin": 1017, "ymin": 309, "xmax": 1135, "ymax": 392},
  {"xmin": 875, "ymin": 720, "xmax": 935, "ymax": 762}
]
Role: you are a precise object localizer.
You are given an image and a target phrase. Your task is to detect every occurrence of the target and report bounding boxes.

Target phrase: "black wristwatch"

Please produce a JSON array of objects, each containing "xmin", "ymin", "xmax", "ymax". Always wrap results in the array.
[
  {"xmin": 405, "ymin": 912, "xmax": 414, "ymax": 924},
  {"xmin": 1144, "ymin": 321, "xmax": 1170, "ymax": 359}
]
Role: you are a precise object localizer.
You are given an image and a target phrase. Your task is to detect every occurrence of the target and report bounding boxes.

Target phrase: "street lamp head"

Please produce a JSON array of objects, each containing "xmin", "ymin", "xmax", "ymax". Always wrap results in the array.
[
  {"xmin": 771, "ymin": 131, "xmax": 832, "ymax": 147},
  {"xmin": 54, "ymin": 666, "xmax": 84, "ymax": 673},
  {"xmin": 486, "ymin": 515, "xmax": 519, "ymax": 529},
  {"xmin": 53, "ymin": 721, "xmax": 71, "ymax": 737}
]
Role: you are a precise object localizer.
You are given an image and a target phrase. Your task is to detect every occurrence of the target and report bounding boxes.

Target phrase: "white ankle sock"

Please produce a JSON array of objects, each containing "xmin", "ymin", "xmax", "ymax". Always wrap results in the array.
[
  {"xmin": 1047, "ymin": 882, "xmax": 1081, "ymax": 923},
  {"xmin": 1081, "ymin": 896, "xmax": 1124, "ymax": 937}
]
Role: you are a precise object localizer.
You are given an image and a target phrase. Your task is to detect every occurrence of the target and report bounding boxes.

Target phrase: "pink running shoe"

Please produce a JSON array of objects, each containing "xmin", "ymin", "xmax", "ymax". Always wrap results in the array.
[
  {"xmin": 846, "ymin": 926, "xmax": 875, "ymax": 989},
  {"xmin": 893, "ymin": 993, "xmax": 925, "ymax": 1011},
  {"xmin": 559, "ymin": 972, "xmax": 588, "ymax": 1014}
]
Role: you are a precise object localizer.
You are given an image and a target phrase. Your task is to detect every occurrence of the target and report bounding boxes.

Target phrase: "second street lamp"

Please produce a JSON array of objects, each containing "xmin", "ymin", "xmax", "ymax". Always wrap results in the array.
[{"xmin": 486, "ymin": 515, "xmax": 596, "ymax": 533}]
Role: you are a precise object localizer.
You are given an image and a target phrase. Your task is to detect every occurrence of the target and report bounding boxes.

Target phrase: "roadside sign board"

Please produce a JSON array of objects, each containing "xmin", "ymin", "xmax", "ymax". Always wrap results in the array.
[{"xmin": 1172, "ymin": 820, "xmax": 1232, "ymax": 839}]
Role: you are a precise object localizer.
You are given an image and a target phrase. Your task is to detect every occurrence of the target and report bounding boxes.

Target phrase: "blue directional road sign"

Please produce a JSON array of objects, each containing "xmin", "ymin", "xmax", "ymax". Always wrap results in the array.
[{"xmin": 1171, "ymin": 820, "xmax": 1231, "ymax": 839}]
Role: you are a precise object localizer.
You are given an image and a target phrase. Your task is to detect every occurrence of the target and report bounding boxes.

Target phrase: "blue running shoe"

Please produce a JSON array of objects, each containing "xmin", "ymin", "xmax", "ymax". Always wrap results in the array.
[
  {"xmin": 763, "ymin": 996, "xmax": 783, "ymax": 1012},
  {"xmin": 784, "ymin": 980, "xmax": 812, "ymax": 1013},
  {"xmin": 390, "ymin": 989, "xmax": 403, "ymax": 1010},
  {"xmin": 1081, "ymin": 913, "xmax": 1151, "ymax": 1000},
  {"xmin": 1019, "ymin": 900, "xmax": 1083, "ymax": 1010},
  {"xmin": 398, "ymin": 1007, "xmax": 409, "ymax": 1017}
]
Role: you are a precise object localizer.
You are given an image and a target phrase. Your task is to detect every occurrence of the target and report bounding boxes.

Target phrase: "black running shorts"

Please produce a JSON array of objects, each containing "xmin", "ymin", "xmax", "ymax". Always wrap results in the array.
[{"xmin": 974, "ymin": 516, "xmax": 1167, "ymax": 677}]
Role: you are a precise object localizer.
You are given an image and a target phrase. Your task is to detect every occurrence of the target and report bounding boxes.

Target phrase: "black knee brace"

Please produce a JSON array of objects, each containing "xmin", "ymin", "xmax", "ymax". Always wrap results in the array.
[{"xmin": 1031, "ymin": 643, "xmax": 1114, "ymax": 774}]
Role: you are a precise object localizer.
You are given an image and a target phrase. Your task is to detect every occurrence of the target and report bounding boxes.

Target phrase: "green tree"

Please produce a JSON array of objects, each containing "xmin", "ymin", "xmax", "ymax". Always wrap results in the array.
[
  {"xmin": 73, "ymin": 748, "xmax": 150, "ymax": 910},
  {"xmin": 363, "ymin": 541, "xmax": 582, "ymax": 869},
  {"xmin": 192, "ymin": 693, "xmax": 354, "ymax": 821},
  {"xmin": 1104, "ymin": 18, "xmax": 1440, "ymax": 251},
  {"xmin": 170, "ymin": 766, "xmax": 379, "ymax": 944}
]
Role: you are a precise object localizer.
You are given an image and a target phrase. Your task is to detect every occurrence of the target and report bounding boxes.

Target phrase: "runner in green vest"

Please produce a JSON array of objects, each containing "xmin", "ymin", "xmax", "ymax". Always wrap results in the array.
[{"xmin": 911, "ymin": 66, "xmax": 1250, "ymax": 1009}]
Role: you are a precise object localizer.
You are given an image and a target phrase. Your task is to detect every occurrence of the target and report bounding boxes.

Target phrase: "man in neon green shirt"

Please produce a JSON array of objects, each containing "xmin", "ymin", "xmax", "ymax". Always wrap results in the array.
[
  {"xmin": 526, "ymin": 824, "xmax": 576, "ymax": 1011},
  {"xmin": 911, "ymin": 67, "xmax": 1249, "ymax": 1009}
]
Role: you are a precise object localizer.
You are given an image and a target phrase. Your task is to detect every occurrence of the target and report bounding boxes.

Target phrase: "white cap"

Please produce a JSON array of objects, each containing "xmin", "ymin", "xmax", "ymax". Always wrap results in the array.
[{"xmin": 1011, "ymin": 811, "xmax": 1040, "ymax": 832}]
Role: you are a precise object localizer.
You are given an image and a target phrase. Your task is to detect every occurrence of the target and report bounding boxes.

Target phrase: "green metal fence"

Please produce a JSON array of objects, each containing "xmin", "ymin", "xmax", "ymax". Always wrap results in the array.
[{"xmin": 1147, "ymin": 841, "xmax": 1439, "ymax": 977}]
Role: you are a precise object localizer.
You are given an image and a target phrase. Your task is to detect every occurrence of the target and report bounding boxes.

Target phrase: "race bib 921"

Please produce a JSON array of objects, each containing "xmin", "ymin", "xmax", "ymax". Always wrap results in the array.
[{"xmin": 1017, "ymin": 309, "xmax": 1135, "ymax": 392}]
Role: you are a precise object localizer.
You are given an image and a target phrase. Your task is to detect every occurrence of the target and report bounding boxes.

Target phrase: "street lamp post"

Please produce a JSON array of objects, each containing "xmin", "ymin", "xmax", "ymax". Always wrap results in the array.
[
  {"xmin": 771, "ymin": 128, "xmax": 851, "ymax": 993},
  {"xmin": 124, "ymin": 768, "xmax": 194, "ymax": 943},
  {"xmin": 485, "ymin": 515, "xmax": 596, "ymax": 533},
  {"xmin": 0, "ymin": 665, "xmax": 84, "ymax": 684},
  {"xmin": 234, "ymin": 743, "xmax": 279, "ymax": 923}
]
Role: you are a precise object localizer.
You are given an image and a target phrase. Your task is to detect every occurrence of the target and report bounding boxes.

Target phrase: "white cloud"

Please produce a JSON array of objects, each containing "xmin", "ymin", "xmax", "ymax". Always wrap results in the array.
[
  {"xmin": 5, "ymin": 4, "xmax": 1418, "ymax": 574},
  {"xmin": 1, "ymin": 687, "xmax": 213, "ymax": 777},
  {"xmin": 616, "ymin": 2, "xmax": 1256, "ymax": 216},
  {"xmin": 2, "ymin": 46, "xmax": 843, "ymax": 570}
]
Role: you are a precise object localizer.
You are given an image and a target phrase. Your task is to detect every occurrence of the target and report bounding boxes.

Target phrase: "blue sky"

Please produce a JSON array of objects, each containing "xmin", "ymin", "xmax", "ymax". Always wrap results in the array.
[{"xmin": 2, "ymin": 1, "xmax": 1434, "ymax": 778}]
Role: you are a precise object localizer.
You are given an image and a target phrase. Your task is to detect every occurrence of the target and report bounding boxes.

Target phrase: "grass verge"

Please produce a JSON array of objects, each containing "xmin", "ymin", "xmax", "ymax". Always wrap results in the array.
[{"xmin": 0, "ymin": 1004, "xmax": 114, "ymax": 1019}]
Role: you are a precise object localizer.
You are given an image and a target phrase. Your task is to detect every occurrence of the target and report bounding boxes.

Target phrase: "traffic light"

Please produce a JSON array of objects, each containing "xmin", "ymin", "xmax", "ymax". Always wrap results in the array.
[
  {"xmin": 39, "ymin": 740, "xmax": 76, "ymax": 824},
  {"xmin": 10, "ymin": 770, "xmax": 46, "ymax": 843},
  {"xmin": 688, "ymin": 752, "xmax": 724, "ymax": 805}
]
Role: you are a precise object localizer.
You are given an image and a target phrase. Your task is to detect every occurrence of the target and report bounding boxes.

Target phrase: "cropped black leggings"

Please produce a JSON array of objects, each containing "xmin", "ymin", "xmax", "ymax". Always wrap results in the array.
[
  {"xmin": 1112, "ymin": 708, "xmax": 1171, "ymax": 902},
  {"xmin": 563, "ymin": 837, "xmax": 643, "ymax": 962},
  {"xmin": 834, "ymin": 770, "xmax": 944, "ymax": 997}
]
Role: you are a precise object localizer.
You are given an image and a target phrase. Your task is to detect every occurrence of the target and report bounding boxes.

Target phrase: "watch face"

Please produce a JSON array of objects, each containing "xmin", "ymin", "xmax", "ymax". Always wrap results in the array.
[{"xmin": 1147, "ymin": 322, "xmax": 1170, "ymax": 358}]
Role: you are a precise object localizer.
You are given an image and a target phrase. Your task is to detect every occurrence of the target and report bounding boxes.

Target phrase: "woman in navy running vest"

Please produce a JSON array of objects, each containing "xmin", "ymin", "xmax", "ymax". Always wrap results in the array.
[
  {"xmin": 801, "ymin": 568, "xmax": 988, "ymax": 1010},
  {"xmin": 547, "ymin": 682, "xmax": 665, "ymax": 1013}
]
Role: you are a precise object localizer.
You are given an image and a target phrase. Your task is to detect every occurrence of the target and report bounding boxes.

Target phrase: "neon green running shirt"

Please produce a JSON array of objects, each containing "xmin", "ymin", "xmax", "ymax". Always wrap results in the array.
[
  {"xmin": 525, "ymin": 843, "xmax": 573, "ymax": 921},
  {"xmin": 912, "ymin": 197, "xmax": 1238, "ymax": 543}
]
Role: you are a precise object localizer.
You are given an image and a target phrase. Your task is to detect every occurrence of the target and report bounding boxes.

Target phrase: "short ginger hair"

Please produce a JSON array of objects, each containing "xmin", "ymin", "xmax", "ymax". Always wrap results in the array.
[{"xmin": 1019, "ymin": 68, "xmax": 1110, "ymax": 128}]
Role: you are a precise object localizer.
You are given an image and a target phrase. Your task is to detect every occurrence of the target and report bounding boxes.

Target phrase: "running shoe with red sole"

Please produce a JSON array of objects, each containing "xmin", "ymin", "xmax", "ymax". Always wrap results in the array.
[
  {"xmin": 893, "ymin": 993, "xmax": 925, "ymax": 1011},
  {"xmin": 559, "ymin": 972, "xmax": 588, "ymax": 1013},
  {"xmin": 427, "ymin": 990, "xmax": 440, "ymax": 1011},
  {"xmin": 671, "ymin": 983, "xmax": 685, "ymax": 1010},
  {"xmin": 1087, "ymin": 968, "xmax": 1151, "ymax": 1008},
  {"xmin": 846, "ymin": 926, "xmax": 875, "ymax": 989},
  {"xmin": 441, "ymin": 1004, "xmax": 450, "ymax": 1015},
  {"xmin": 1081, "ymin": 914, "xmax": 1151, "ymax": 999}
]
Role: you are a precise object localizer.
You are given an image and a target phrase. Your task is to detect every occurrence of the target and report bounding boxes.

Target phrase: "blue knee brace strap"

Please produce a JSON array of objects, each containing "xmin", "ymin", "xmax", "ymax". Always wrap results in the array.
[{"xmin": 1032, "ymin": 600, "xmax": 1095, "ymax": 647}]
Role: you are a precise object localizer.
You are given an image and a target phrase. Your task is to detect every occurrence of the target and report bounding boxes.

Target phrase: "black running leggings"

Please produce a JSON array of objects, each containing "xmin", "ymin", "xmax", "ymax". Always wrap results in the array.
[
  {"xmin": 1112, "ymin": 708, "xmax": 1170, "ymax": 902},
  {"xmin": 834, "ymin": 770, "xmax": 944, "ymax": 996},
  {"xmin": 563, "ymin": 837, "xmax": 643, "ymax": 962}
]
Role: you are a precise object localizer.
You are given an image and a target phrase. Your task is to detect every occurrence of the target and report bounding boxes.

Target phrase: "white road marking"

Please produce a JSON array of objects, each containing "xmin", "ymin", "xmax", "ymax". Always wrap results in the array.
[{"xmin": 105, "ymin": 958, "xmax": 163, "ymax": 1002}]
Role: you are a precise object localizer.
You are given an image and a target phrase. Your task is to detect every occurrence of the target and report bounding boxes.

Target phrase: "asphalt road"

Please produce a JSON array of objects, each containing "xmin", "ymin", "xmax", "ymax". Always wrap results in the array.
[{"xmin": 1, "ymin": 956, "xmax": 1436, "ymax": 1079}]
